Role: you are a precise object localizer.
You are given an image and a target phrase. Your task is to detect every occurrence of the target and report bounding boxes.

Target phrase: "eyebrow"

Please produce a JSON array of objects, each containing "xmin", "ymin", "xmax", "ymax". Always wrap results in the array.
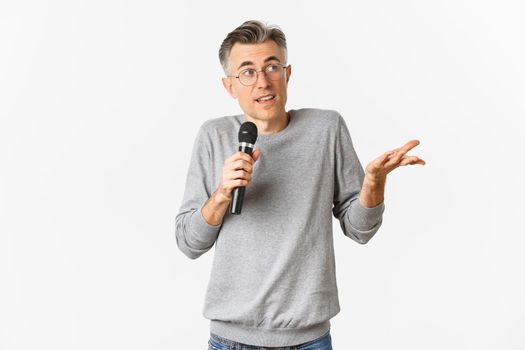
[{"xmin": 237, "ymin": 56, "xmax": 281, "ymax": 70}]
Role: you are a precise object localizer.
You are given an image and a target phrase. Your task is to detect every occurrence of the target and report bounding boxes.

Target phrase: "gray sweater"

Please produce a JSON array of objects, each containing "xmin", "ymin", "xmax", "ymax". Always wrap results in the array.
[{"xmin": 175, "ymin": 108, "xmax": 385, "ymax": 347}]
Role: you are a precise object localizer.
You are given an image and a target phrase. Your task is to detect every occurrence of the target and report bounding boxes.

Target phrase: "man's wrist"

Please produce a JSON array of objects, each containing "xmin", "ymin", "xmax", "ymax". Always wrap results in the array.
[
  {"xmin": 360, "ymin": 173, "xmax": 386, "ymax": 208},
  {"xmin": 201, "ymin": 190, "xmax": 231, "ymax": 227},
  {"xmin": 363, "ymin": 172, "xmax": 386, "ymax": 188},
  {"xmin": 212, "ymin": 190, "xmax": 232, "ymax": 205}
]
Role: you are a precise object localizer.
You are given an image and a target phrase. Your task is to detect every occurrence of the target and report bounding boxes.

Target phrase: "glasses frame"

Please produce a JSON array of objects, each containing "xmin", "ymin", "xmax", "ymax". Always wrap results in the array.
[{"xmin": 228, "ymin": 63, "xmax": 289, "ymax": 86}]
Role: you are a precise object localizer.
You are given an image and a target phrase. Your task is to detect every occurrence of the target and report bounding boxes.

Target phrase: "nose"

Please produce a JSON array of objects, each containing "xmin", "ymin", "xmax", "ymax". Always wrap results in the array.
[{"xmin": 255, "ymin": 70, "xmax": 271, "ymax": 89}]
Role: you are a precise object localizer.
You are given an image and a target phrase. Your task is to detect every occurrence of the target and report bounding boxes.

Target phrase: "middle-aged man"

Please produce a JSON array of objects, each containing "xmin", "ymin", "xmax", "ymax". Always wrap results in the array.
[{"xmin": 175, "ymin": 20, "xmax": 426, "ymax": 350}]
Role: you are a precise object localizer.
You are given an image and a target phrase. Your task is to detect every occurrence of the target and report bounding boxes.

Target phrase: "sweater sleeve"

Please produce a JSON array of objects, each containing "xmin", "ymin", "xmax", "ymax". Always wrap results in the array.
[
  {"xmin": 332, "ymin": 115, "xmax": 385, "ymax": 244},
  {"xmin": 175, "ymin": 124, "xmax": 222, "ymax": 259}
]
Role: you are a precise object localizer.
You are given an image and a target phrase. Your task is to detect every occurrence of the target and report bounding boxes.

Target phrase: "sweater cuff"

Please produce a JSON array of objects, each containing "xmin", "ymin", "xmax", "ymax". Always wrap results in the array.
[
  {"xmin": 350, "ymin": 200, "xmax": 385, "ymax": 231},
  {"xmin": 188, "ymin": 207, "xmax": 222, "ymax": 245}
]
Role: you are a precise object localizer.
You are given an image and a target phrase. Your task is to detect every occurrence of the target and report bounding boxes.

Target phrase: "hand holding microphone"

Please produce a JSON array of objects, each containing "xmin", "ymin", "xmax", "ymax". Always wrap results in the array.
[{"xmin": 216, "ymin": 122, "xmax": 259, "ymax": 214}]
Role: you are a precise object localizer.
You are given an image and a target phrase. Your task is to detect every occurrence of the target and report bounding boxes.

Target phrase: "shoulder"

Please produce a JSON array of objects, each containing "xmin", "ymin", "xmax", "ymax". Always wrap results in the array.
[
  {"xmin": 199, "ymin": 115, "xmax": 239, "ymax": 133},
  {"xmin": 291, "ymin": 108, "xmax": 346, "ymax": 132},
  {"xmin": 292, "ymin": 107, "xmax": 341, "ymax": 120},
  {"xmin": 195, "ymin": 115, "xmax": 241, "ymax": 140}
]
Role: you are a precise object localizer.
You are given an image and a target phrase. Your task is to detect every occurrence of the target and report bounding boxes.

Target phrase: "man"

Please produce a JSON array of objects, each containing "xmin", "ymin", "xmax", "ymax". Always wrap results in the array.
[{"xmin": 175, "ymin": 20, "xmax": 425, "ymax": 349}]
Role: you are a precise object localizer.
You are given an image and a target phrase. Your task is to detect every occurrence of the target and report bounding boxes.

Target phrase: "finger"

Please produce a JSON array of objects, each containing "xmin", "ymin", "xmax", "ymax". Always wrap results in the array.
[
  {"xmin": 399, "ymin": 156, "xmax": 426, "ymax": 166},
  {"xmin": 237, "ymin": 151, "xmax": 256, "ymax": 164},
  {"xmin": 227, "ymin": 159, "xmax": 253, "ymax": 173},
  {"xmin": 252, "ymin": 148, "xmax": 261, "ymax": 162},
  {"xmin": 225, "ymin": 151, "xmax": 255, "ymax": 165},
  {"xmin": 230, "ymin": 169, "xmax": 251, "ymax": 181},
  {"xmin": 379, "ymin": 151, "xmax": 395, "ymax": 166},
  {"xmin": 227, "ymin": 179, "xmax": 249, "ymax": 188},
  {"xmin": 399, "ymin": 139, "xmax": 421, "ymax": 154},
  {"xmin": 388, "ymin": 140, "xmax": 420, "ymax": 165},
  {"xmin": 382, "ymin": 147, "xmax": 401, "ymax": 162},
  {"xmin": 388, "ymin": 150, "xmax": 406, "ymax": 165}
]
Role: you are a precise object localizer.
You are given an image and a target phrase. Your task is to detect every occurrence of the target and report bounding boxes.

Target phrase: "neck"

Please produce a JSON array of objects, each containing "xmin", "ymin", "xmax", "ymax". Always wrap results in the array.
[{"xmin": 243, "ymin": 111, "xmax": 290, "ymax": 135}]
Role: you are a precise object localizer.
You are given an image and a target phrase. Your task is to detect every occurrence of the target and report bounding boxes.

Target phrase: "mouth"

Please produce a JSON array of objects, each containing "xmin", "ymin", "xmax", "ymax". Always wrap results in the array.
[{"xmin": 255, "ymin": 94, "xmax": 276, "ymax": 104}]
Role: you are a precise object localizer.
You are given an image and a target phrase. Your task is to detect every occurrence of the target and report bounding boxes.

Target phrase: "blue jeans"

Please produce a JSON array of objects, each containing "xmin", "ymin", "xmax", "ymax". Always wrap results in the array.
[{"xmin": 207, "ymin": 330, "xmax": 333, "ymax": 350}]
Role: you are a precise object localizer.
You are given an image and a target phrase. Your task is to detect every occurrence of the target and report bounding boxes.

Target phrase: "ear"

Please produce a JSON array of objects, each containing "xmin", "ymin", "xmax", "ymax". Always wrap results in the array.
[
  {"xmin": 285, "ymin": 64, "xmax": 292, "ymax": 84},
  {"xmin": 222, "ymin": 77, "xmax": 238, "ymax": 99}
]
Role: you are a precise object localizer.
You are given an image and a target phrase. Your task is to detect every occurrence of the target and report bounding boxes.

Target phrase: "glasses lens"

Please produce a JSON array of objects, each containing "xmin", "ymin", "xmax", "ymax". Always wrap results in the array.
[
  {"xmin": 265, "ymin": 64, "xmax": 284, "ymax": 80},
  {"xmin": 239, "ymin": 68, "xmax": 257, "ymax": 86}
]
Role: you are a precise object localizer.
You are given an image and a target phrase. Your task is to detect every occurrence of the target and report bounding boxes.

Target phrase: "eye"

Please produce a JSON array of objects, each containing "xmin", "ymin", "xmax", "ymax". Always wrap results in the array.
[{"xmin": 240, "ymin": 68, "xmax": 256, "ymax": 77}]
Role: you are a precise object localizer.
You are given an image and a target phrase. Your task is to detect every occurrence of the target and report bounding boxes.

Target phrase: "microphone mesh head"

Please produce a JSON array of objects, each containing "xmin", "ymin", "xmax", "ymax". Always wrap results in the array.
[{"xmin": 238, "ymin": 121, "xmax": 258, "ymax": 144}]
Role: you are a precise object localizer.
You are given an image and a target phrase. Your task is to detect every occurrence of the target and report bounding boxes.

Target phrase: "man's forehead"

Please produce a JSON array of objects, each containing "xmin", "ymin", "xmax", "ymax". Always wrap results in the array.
[{"xmin": 229, "ymin": 41, "xmax": 285, "ymax": 69}]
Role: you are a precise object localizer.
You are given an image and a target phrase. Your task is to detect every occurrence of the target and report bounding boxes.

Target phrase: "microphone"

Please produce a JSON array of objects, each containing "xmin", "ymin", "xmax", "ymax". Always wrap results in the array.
[{"xmin": 230, "ymin": 121, "xmax": 258, "ymax": 215}]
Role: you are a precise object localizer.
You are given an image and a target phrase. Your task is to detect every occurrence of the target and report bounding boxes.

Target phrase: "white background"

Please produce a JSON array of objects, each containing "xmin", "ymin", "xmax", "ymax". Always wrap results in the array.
[{"xmin": 1, "ymin": 1, "xmax": 524, "ymax": 349}]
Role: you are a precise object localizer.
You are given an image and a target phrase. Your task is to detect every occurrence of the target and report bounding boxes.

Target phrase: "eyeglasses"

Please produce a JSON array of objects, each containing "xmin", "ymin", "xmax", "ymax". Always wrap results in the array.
[{"xmin": 228, "ymin": 63, "xmax": 288, "ymax": 86}]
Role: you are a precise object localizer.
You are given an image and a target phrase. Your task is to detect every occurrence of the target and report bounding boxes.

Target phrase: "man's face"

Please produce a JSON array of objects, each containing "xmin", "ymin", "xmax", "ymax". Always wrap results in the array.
[{"xmin": 222, "ymin": 40, "xmax": 291, "ymax": 123}]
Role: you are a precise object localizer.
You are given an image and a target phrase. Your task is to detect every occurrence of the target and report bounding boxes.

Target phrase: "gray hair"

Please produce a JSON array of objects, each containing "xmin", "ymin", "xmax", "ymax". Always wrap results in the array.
[{"xmin": 219, "ymin": 20, "xmax": 287, "ymax": 74}]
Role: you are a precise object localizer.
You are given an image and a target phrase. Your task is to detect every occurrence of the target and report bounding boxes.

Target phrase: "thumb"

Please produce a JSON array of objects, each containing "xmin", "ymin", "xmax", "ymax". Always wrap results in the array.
[{"xmin": 252, "ymin": 148, "xmax": 261, "ymax": 162}]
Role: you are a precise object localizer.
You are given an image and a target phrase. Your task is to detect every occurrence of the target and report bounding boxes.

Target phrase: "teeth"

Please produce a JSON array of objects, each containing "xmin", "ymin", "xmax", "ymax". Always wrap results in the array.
[{"xmin": 257, "ymin": 95, "xmax": 275, "ymax": 102}]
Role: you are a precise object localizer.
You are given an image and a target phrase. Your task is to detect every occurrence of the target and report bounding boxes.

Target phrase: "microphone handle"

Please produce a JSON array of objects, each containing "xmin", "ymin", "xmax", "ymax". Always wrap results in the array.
[{"xmin": 230, "ymin": 144, "xmax": 254, "ymax": 215}]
